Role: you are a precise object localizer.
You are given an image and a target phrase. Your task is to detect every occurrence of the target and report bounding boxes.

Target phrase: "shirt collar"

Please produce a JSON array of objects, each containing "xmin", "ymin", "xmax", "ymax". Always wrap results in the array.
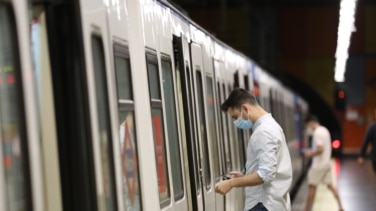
[{"xmin": 252, "ymin": 113, "xmax": 272, "ymax": 131}]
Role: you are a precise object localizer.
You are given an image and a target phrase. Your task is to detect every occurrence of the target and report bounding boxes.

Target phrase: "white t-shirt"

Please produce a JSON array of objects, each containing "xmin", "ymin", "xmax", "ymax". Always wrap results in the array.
[{"xmin": 311, "ymin": 126, "xmax": 332, "ymax": 169}]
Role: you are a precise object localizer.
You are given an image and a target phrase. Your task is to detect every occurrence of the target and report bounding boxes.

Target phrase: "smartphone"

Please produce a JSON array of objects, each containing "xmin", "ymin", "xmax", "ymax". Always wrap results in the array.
[{"xmin": 221, "ymin": 174, "xmax": 232, "ymax": 180}]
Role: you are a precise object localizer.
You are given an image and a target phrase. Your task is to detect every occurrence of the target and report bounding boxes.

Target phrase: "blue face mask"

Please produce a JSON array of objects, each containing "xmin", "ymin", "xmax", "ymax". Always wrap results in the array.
[{"xmin": 234, "ymin": 109, "xmax": 253, "ymax": 130}]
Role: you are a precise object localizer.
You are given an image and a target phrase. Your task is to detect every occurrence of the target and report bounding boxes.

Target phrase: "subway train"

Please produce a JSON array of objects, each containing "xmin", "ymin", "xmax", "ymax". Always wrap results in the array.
[{"xmin": 0, "ymin": 0, "xmax": 309, "ymax": 210}]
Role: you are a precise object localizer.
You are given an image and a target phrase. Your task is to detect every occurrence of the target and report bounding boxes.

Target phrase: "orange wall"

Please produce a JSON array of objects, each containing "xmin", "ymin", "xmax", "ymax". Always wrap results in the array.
[{"xmin": 342, "ymin": 106, "xmax": 368, "ymax": 152}]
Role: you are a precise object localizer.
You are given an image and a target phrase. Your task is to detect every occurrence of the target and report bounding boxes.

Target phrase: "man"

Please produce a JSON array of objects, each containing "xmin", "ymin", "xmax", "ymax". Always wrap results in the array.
[
  {"xmin": 358, "ymin": 108, "xmax": 376, "ymax": 173},
  {"xmin": 215, "ymin": 88, "xmax": 292, "ymax": 211},
  {"xmin": 304, "ymin": 115, "xmax": 344, "ymax": 211}
]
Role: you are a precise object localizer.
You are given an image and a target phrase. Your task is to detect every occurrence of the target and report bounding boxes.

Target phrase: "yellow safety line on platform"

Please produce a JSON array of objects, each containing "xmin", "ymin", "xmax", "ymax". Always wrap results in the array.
[{"xmin": 312, "ymin": 159, "xmax": 340, "ymax": 211}]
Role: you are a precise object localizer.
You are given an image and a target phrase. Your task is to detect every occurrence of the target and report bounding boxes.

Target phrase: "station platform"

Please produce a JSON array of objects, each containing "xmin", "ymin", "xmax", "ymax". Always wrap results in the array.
[{"xmin": 292, "ymin": 158, "xmax": 376, "ymax": 211}]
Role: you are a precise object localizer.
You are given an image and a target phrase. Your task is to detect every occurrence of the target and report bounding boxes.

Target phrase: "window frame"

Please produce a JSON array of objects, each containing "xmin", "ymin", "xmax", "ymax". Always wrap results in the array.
[
  {"xmin": 0, "ymin": 3, "xmax": 32, "ymax": 211},
  {"xmin": 113, "ymin": 43, "xmax": 143, "ymax": 210},
  {"xmin": 90, "ymin": 34, "xmax": 118, "ymax": 210},
  {"xmin": 160, "ymin": 55, "xmax": 185, "ymax": 201},
  {"xmin": 145, "ymin": 52, "xmax": 171, "ymax": 207}
]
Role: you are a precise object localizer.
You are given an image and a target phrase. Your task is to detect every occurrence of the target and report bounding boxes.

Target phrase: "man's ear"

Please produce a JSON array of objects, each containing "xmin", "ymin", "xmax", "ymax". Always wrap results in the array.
[{"xmin": 242, "ymin": 104, "xmax": 249, "ymax": 112}]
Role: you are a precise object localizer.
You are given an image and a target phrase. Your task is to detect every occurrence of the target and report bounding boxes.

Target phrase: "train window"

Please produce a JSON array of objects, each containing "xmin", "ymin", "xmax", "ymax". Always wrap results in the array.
[
  {"xmin": 113, "ymin": 45, "xmax": 142, "ymax": 210},
  {"xmin": 115, "ymin": 47, "xmax": 132, "ymax": 100},
  {"xmin": 161, "ymin": 59, "xmax": 184, "ymax": 200},
  {"xmin": 233, "ymin": 71, "xmax": 239, "ymax": 88},
  {"xmin": 237, "ymin": 130, "xmax": 246, "ymax": 169},
  {"xmin": 0, "ymin": 4, "xmax": 32, "ymax": 211},
  {"xmin": 223, "ymin": 83, "xmax": 232, "ymax": 171},
  {"xmin": 206, "ymin": 77, "xmax": 220, "ymax": 181},
  {"xmin": 195, "ymin": 71, "xmax": 211, "ymax": 189},
  {"xmin": 148, "ymin": 62, "xmax": 161, "ymax": 100},
  {"xmin": 217, "ymin": 82, "xmax": 227, "ymax": 173},
  {"xmin": 146, "ymin": 54, "xmax": 170, "ymax": 206},
  {"xmin": 228, "ymin": 84, "xmax": 240, "ymax": 169},
  {"xmin": 91, "ymin": 36, "xmax": 117, "ymax": 210},
  {"xmin": 244, "ymin": 75, "xmax": 249, "ymax": 91}
]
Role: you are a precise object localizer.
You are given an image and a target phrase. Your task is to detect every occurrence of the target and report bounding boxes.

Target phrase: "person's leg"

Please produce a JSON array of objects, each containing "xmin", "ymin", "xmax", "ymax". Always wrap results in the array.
[
  {"xmin": 304, "ymin": 185, "xmax": 316, "ymax": 211},
  {"xmin": 327, "ymin": 184, "xmax": 344, "ymax": 211}
]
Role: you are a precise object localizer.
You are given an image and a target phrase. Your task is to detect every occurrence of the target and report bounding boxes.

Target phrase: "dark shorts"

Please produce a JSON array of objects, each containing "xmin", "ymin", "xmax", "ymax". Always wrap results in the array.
[{"xmin": 248, "ymin": 202, "xmax": 268, "ymax": 211}]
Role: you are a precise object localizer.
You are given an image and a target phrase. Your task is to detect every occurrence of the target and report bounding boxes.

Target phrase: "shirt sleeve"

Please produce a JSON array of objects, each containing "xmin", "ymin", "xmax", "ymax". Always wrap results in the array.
[
  {"xmin": 313, "ymin": 128, "xmax": 324, "ymax": 147},
  {"xmin": 255, "ymin": 130, "xmax": 278, "ymax": 183}
]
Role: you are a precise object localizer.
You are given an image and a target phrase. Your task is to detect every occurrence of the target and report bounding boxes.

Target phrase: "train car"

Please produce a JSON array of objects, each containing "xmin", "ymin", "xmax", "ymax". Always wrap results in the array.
[{"xmin": 0, "ymin": 0, "xmax": 309, "ymax": 210}]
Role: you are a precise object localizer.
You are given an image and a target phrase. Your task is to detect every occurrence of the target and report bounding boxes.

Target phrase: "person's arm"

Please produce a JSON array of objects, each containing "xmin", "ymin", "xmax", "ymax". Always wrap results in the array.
[
  {"xmin": 215, "ymin": 172, "xmax": 263, "ymax": 195},
  {"xmin": 229, "ymin": 172, "xmax": 264, "ymax": 187},
  {"xmin": 215, "ymin": 130, "xmax": 277, "ymax": 195},
  {"xmin": 305, "ymin": 129, "xmax": 324, "ymax": 158},
  {"xmin": 305, "ymin": 145, "xmax": 323, "ymax": 158},
  {"xmin": 358, "ymin": 124, "xmax": 375, "ymax": 165}
]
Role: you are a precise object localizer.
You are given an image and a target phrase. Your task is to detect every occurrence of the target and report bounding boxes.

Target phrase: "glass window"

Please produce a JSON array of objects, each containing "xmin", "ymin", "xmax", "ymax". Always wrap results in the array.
[
  {"xmin": 114, "ymin": 45, "xmax": 142, "ymax": 211},
  {"xmin": 115, "ymin": 57, "xmax": 132, "ymax": 100},
  {"xmin": 228, "ymin": 84, "xmax": 239, "ymax": 169},
  {"xmin": 196, "ymin": 71, "xmax": 211, "ymax": 189},
  {"xmin": 223, "ymin": 83, "xmax": 232, "ymax": 171},
  {"xmin": 151, "ymin": 109, "xmax": 170, "ymax": 202},
  {"xmin": 147, "ymin": 63, "xmax": 161, "ymax": 100},
  {"xmin": 146, "ymin": 54, "xmax": 170, "ymax": 206},
  {"xmin": 118, "ymin": 111, "xmax": 141, "ymax": 211},
  {"xmin": 206, "ymin": 77, "xmax": 220, "ymax": 180},
  {"xmin": 161, "ymin": 60, "xmax": 184, "ymax": 200},
  {"xmin": 91, "ymin": 36, "xmax": 117, "ymax": 211},
  {"xmin": 216, "ymin": 82, "xmax": 226, "ymax": 174},
  {"xmin": 186, "ymin": 67, "xmax": 200, "ymax": 193},
  {"xmin": 0, "ymin": 4, "xmax": 32, "ymax": 211},
  {"xmin": 237, "ymin": 130, "xmax": 246, "ymax": 168}
]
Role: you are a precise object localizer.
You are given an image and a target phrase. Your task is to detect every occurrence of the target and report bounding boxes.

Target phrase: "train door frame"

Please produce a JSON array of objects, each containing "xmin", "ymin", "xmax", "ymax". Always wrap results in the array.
[
  {"xmin": 159, "ymin": 52, "xmax": 189, "ymax": 210},
  {"xmin": 30, "ymin": 4, "xmax": 64, "ymax": 211},
  {"xmin": 204, "ymin": 58, "xmax": 223, "ymax": 210},
  {"xmin": 189, "ymin": 41, "xmax": 216, "ymax": 211},
  {"xmin": 78, "ymin": 0, "xmax": 122, "ymax": 210},
  {"xmin": 45, "ymin": 0, "xmax": 100, "ymax": 210},
  {"xmin": 173, "ymin": 35, "xmax": 203, "ymax": 211},
  {"xmin": 213, "ymin": 59, "xmax": 227, "ymax": 211}
]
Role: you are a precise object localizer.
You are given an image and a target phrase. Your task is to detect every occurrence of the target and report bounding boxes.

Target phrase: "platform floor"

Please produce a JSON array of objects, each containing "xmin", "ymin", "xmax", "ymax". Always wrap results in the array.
[{"xmin": 292, "ymin": 158, "xmax": 376, "ymax": 211}]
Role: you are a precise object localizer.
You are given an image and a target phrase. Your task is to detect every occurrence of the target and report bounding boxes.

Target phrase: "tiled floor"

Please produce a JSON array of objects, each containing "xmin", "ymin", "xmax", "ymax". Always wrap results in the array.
[{"xmin": 292, "ymin": 158, "xmax": 376, "ymax": 211}]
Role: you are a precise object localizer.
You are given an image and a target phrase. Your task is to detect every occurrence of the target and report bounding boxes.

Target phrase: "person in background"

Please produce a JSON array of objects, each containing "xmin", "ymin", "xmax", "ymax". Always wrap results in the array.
[
  {"xmin": 304, "ymin": 115, "xmax": 344, "ymax": 211},
  {"xmin": 215, "ymin": 88, "xmax": 292, "ymax": 211},
  {"xmin": 358, "ymin": 108, "xmax": 376, "ymax": 173}
]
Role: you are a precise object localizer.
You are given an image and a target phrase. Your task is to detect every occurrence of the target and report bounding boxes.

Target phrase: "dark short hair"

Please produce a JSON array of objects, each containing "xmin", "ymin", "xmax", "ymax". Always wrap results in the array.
[
  {"xmin": 305, "ymin": 115, "xmax": 319, "ymax": 123},
  {"xmin": 221, "ymin": 88, "xmax": 258, "ymax": 112}
]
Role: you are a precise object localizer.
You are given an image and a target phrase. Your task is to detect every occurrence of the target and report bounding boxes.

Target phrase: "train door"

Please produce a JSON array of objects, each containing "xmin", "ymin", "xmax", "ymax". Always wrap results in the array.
[
  {"xmin": 205, "ymin": 64, "xmax": 223, "ymax": 211},
  {"xmin": 0, "ymin": 1, "xmax": 44, "ymax": 210},
  {"xmin": 173, "ymin": 36, "xmax": 201, "ymax": 211},
  {"xmin": 67, "ymin": 0, "xmax": 119, "ymax": 210},
  {"xmin": 190, "ymin": 42, "xmax": 215, "ymax": 210},
  {"xmin": 213, "ymin": 60, "xmax": 226, "ymax": 211}
]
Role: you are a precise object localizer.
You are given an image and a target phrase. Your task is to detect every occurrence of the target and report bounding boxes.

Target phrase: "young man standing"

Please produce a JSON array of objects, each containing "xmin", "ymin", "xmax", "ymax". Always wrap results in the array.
[
  {"xmin": 215, "ymin": 88, "xmax": 292, "ymax": 211},
  {"xmin": 304, "ymin": 116, "xmax": 344, "ymax": 211}
]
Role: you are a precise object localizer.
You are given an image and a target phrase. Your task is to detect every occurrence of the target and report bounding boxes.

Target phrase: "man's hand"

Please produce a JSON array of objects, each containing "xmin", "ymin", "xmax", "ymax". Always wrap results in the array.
[
  {"xmin": 215, "ymin": 180, "xmax": 232, "ymax": 195},
  {"xmin": 304, "ymin": 149, "xmax": 314, "ymax": 158}
]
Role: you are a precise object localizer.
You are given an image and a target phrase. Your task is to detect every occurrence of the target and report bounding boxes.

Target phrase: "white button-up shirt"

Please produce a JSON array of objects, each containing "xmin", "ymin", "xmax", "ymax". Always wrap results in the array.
[{"xmin": 244, "ymin": 114, "xmax": 292, "ymax": 211}]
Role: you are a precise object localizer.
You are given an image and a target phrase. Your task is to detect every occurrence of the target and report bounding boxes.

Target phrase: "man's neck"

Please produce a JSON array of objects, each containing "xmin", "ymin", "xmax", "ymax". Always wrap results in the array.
[{"xmin": 251, "ymin": 106, "xmax": 268, "ymax": 123}]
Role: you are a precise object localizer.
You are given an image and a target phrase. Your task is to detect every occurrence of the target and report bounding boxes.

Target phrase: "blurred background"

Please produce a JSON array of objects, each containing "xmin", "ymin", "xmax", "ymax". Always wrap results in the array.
[{"xmin": 169, "ymin": 0, "xmax": 376, "ymax": 156}]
